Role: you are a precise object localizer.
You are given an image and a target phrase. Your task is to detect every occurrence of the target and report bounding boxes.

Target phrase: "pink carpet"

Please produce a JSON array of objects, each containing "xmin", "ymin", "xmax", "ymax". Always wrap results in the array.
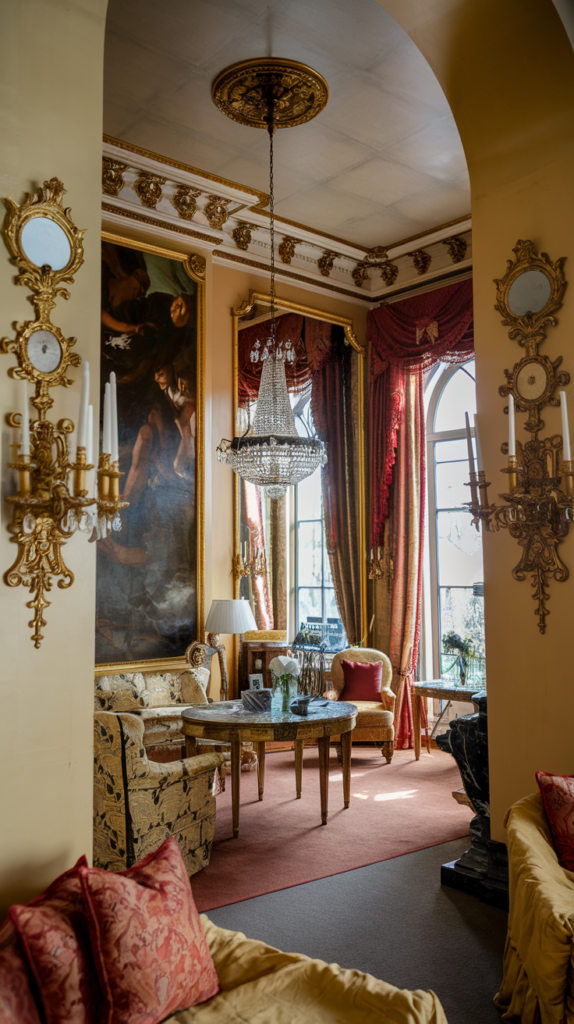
[{"xmin": 192, "ymin": 746, "xmax": 472, "ymax": 911}]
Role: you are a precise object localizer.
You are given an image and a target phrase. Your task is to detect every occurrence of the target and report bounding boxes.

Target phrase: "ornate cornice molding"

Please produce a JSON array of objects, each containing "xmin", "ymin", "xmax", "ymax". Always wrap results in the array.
[{"xmin": 101, "ymin": 137, "xmax": 472, "ymax": 302}]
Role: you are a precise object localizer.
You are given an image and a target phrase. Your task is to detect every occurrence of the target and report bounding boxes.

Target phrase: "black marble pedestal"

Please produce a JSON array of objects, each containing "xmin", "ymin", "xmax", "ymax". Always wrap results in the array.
[{"xmin": 436, "ymin": 692, "xmax": 509, "ymax": 910}]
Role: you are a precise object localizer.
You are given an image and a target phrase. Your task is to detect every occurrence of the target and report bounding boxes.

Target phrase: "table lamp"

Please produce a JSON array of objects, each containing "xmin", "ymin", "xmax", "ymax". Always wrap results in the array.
[{"xmin": 204, "ymin": 600, "xmax": 257, "ymax": 700}]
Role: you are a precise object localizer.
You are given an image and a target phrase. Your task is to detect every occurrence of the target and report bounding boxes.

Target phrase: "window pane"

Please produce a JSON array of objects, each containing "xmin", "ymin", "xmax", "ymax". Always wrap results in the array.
[
  {"xmin": 434, "ymin": 361, "xmax": 476, "ymax": 433},
  {"xmin": 440, "ymin": 586, "xmax": 485, "ymax": 656},
  {"xmin": 325, "ymin": 590, "xmax": 346, "ymax": 649},
  {"xmin": 298, "ymin": 521, "xmax": 322, "ymax": 586},
  {"xmin": 298, "ymin": 588, "xmax": 322, "ymax": 630},
  {"xmin": 297, "ymin": 467, "xmax": 322, "ymax": 521},
  {"xmin": 437, "ymin": 510, "xmax": 483, "ymax": 586},
  {"xmin": 435, "ymin": 460, "xmax": 472, "ymax": 509},
  {"xmin": 435, "ymin": 437, "xmax": 475, "ymax": 462},
  {"xmin": 323, "ymin": 545, "xmax": 333, "ymax": 586}
]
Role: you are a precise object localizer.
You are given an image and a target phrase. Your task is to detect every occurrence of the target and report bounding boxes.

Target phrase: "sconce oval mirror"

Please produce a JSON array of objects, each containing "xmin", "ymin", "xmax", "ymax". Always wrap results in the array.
[
  {"xmin": 507, "ymin": 269, "xmax": 552, "ymax": 317},
  {"xmin": 20, "ymin": 216, "xmax": 72, "ymax": 271}
]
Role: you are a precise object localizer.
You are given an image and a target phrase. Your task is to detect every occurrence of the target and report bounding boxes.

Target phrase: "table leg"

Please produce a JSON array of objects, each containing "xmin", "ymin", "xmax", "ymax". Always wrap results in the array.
[
  {"xmin": 413, "ymin": 693, "xmax": 421, "ymax": 762},
  {"xmin": 256, "ymin": 741, "xmax": 266, "ymax": 801},
  {"xmin": 230, "ymin": 735, "xmax": 241, "ymax": 838},
  {"xmin": 318, "ymin": 735, "xmax": 330, "ymax": 825},
  {"xmin": 294, "ymin": 739, "xmax": 304, "ymax": 799},
  {"xmin": 341, "ymin": 731, "xmax": 352, "ymax": 808},
  {"xmin": 185, "ymin": 735, "xmax": 197, "ymax": 758}
]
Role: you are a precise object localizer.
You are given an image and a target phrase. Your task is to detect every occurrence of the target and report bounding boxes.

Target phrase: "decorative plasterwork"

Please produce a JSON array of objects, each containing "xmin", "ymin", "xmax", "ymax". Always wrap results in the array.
[
  {"xmin": 212, "ymin": 58, "xmax": 329, "ymax": 130},
  {"xmin": 102, "ymin": 138, "xmax": 472, "ymax": 304}
]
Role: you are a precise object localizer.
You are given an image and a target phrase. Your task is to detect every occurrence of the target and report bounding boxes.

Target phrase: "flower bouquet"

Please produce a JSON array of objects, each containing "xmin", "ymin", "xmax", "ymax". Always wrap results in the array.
[
  {"xmin": 442, "ymin": 631, "xmax": 476, "ymax": 685},
  {"xmin": 269, "ymin": 655, "xmax": 301, "ymax": 713}
]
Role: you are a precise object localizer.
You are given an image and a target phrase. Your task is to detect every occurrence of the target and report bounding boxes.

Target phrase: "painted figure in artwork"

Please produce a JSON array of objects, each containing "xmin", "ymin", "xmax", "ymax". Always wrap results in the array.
[{"xmin": 96, "ymin": 241, "xmax": 198, "ymax": 663}]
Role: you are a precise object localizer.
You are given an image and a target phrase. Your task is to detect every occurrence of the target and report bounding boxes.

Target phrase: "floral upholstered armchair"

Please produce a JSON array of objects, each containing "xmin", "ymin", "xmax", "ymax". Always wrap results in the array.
[
  {"xmin": 93, "ymin": 712, "xmax": 226, "ymax": 875},
  {"xmin": 94, "ymin": 641, "xmax": 256, "ymax": 774}
]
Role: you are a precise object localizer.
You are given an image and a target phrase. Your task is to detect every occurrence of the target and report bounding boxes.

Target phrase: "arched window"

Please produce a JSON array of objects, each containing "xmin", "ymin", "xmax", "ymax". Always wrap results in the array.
[{"xmin": 423, "ymin": 360, "xmax": 485, "ymax": 682}]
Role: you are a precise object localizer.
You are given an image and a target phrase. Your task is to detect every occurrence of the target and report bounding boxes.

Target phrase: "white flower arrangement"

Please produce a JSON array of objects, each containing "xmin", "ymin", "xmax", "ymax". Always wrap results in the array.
[{"xmin": 269, "ymin": 655, "xmax": 300, "ymax": 679}]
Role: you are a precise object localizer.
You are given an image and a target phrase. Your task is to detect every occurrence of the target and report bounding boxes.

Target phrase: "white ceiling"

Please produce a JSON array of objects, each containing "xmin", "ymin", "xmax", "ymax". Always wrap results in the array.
[{"xmin": 103, "ymin": 0, "xmax": 470, "ymax": 249}]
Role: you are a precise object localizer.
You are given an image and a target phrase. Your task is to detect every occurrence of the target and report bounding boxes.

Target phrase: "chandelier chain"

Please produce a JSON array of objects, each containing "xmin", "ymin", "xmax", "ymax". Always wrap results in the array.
[{"xmin": 267, "ymin": 82, "xmax": 276, "ymax": 347}]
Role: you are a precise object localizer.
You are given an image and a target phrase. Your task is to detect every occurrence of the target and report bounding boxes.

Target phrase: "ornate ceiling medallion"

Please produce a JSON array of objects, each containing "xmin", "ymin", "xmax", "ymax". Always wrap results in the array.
[{"xmin": 212, "ymin": 58, "xmax": 329, "ymax": 130}]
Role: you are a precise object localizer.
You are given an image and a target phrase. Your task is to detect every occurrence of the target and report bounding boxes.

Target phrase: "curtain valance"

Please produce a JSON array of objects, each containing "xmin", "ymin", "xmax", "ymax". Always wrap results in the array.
[{"xmin": 368, "ymin": 278, "xmax": 474, "ymax": 376}]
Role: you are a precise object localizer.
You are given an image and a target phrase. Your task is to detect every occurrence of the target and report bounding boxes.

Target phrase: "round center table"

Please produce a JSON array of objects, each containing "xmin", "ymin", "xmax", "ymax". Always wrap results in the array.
[{"xmin": 181, "ymin": 700, "xmax": 357, "ymax": 838}]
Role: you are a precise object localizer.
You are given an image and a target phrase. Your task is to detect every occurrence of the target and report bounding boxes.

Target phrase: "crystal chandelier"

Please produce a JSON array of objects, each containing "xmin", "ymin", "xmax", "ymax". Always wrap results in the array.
[{"xmin": 215, "ymin": 61, "xmax": 327, "ymax": 498}]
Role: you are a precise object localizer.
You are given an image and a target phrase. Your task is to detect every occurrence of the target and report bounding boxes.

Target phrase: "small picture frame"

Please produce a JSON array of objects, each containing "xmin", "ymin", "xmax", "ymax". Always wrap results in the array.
[{"xmin": 249, "ymin": 673, "xmax": 264, "ymax": 690}]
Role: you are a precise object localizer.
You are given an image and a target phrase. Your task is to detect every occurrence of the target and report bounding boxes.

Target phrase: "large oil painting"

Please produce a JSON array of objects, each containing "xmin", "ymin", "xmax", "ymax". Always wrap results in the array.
[{"xmin": 96, "ymin": 236, "xmax": 203, "ymax": 666}]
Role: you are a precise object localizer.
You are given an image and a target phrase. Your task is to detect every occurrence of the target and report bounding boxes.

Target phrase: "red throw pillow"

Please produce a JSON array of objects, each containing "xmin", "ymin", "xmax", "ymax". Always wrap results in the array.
[
  {"xmin": 536, "ymin": 771, "xmax": 574, "ymax": 870},
  {"xmin": 9, "ymin": 856, "xmax": 102, "ymax": 1024},
  {"xmin": 79, "ymin": 837, "xmax": 219, "ymax": 1024},
  {"xmin": 0, "ymin": 918, "xmax": 42, "ymax": 1024},
  {"xmin": 340, "ymin": 659, "xmax": 383, "ymax": 702}
]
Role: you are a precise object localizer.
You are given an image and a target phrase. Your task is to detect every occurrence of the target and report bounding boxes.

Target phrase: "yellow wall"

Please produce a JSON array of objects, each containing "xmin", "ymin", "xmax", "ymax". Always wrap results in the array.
[
  {"xmin": 378, "ymin": 0, "xmax": 574, "ymax": 839},
  {"xmin": 0, "ymin": 0, "xmax": 108, "ymax": 914}
]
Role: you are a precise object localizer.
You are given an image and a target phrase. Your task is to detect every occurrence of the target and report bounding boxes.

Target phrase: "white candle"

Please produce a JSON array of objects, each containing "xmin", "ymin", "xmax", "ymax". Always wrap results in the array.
[
  {"xmin": 77, "ymin": 361, "xmax": 90, "ymax": 448},
  {"xmin": 560, "ymin": 391, "xmax": 571, "ymax": 461},
  {"xmin": 21, "ymin": 381, "xmax": 30, "ymax": 456},
  {"xmin": 465, "ymin": 412, "xmax": 475, "ymax": 475},
  {"xmin": 103, "ymin": 383, "xmax": 112, "ymax": 457},
  {"xmin": 87, "ymin": 404, "xmax": 94, "ymax": 465},
  {"xmin": 110, "ymin": 371, "xmax": 119, "ymax": 463},
  {"xmin": 473, "ymin": 414, "xmax": 484, "ymax": 473},
  {"xmin": 508, "ymin": 394, "xmax": 516, "ymax": 458}
]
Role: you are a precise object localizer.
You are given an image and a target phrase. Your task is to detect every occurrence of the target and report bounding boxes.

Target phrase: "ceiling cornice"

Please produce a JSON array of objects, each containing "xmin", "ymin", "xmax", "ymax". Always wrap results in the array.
[{"xmin": 102, "ymin": 137, "xmax": 472, "ymax": 304}]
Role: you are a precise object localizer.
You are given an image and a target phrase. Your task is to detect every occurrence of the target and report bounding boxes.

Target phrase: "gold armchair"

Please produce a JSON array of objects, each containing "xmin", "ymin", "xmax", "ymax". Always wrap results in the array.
[
  {"xmin": 328, "ymin": 648, "xmax": 395, "ymax": 763},
  {"xmin": 93, "ymin": 711, "xmax": 226, "ymax": 875}
]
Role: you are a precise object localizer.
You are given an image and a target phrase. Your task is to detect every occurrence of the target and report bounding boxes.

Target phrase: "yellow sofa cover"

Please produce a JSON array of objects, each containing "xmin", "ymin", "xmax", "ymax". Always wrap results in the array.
[
  {"xmin": 494, "ymin": 792, "xmax": 574, "ymax": 1024},
  {"xmin": 167, "ymin": 916, "xmax": 448, "ymax": 1024}
]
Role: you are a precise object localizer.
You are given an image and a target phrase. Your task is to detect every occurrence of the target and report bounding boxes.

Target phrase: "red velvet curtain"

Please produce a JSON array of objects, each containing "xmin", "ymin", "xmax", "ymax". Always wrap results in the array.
[
  {"xmin": 368, "ymin": 279, "xmax": 474, "ymax": 747},
  {"xmin": 310, "ymin": 322, "xmax": 361, "ymax": 645},
  {"xmin": 238, "ymin": 313, "xmax": 308, "ymax": 408}
]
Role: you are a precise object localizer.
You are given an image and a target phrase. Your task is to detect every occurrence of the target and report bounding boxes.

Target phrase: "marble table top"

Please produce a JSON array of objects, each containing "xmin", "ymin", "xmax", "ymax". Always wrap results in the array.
[
  {"xmin": 412, "ymin": 679, "xmax": 485, "ymax": 698},
  {"xmin": 181, "ymin": 699, "xmax": 357, "ymax": 728}
]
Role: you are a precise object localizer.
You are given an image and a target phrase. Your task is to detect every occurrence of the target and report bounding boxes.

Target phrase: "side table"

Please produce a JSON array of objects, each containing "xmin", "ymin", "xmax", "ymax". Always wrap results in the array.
[
  {"xmin": 181, "ymin": 701, "xmax": 357, "ymax": 838},
  {"xmin": 412, "ymin": 680, "xmax": 482, "ymax": 761}
]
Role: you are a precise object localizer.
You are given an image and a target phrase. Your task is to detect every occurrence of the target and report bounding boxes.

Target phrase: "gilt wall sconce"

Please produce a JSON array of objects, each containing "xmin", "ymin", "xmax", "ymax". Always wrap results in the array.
[
  {"xmin": 1, "ymin": 178, "xmax": 128, "ymax": 647},
  {"xmin": 464, "ymin": 239, "xmax": 570, "ymax": 633},
  {"xmin": 233, "ymin": 540, "xmax": 268, "ymax": 580}
]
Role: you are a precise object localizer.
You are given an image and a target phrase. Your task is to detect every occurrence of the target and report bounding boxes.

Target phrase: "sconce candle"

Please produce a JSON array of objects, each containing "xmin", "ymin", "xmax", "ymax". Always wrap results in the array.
[
  {"xmin": 20, "ymin": 381, "xmax": 30, "ymax": 456},
  {"xmin": 87, "ymin": 404, "xmax": 93, "ymax": 465},
  {"xmin": 508, "ymin": 393, "xmax": 516, "ymax": 458},
  {"xmin": 77, "ymin": 361, "xmax": 90, "ymax": 448},
  {"xmin": 110, "ymin": 371, "xmax": 119, "ymax": 464},
  {"xmin": 560, "ymin": 391, "xmax": 571, "ymax": 461},
  {"xmin": 103, "ymin": 382, "xmax": 112, "ymax": 456},
  {"xmin": 473, "ymin": 414, "xmax": 484, "ymax": 473},
  {"xmin": 464, "ymin": 412, "xmax": 475, "ymax": 475}
]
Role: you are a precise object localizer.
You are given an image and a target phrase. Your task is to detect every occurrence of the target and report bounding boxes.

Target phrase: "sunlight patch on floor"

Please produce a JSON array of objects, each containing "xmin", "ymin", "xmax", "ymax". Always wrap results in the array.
[{"xmin": 352, "ymin": 789, "xmax": 419, "ymax": 801}]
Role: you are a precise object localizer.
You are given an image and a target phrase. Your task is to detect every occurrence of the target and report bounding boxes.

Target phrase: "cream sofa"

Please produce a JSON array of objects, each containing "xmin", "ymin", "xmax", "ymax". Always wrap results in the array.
[
  {"xmin": 495, "ymin": 791, "xmax": 574, "ymax": 1023},
  {"xmin": 168, "ymin": 916, "xmax": 449, "ymax": 1024}
]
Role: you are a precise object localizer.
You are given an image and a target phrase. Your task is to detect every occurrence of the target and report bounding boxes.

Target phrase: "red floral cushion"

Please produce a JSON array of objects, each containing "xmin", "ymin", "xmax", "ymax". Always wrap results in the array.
[
  {"xmin": 340, "ymin": 660, "xmax": 383, "ymax": 702},
  {"xmin": 79, "ymin": 837, "xmax": 219, "ymax": 1024},
  {"xmin": 9, "ymin": 856, "xmax": 102, "ymax": 1024},
  {"xmin": 0, "ymin": 918, "xmax": 42, "ymax": 1024},
  {"xmin": 536, "ymin": 771, "xmax": 574, "ymax": 870}
]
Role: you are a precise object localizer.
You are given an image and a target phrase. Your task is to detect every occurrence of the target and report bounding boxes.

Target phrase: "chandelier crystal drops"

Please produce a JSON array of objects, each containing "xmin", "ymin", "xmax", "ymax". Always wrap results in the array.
[{"xmin": 217, "ymin": 77, "xmax": 326, "ymax": 499}]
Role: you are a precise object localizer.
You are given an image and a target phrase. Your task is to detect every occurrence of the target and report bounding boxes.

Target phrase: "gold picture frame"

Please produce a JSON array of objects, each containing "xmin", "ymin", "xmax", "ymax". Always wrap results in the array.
[
  {"xmin": 231, "ymin": 290, "xmax": 367, "ymax": 640},
  {"xmin": 96, "ymin": 232, "xmax": 205, "ymax": 672}
]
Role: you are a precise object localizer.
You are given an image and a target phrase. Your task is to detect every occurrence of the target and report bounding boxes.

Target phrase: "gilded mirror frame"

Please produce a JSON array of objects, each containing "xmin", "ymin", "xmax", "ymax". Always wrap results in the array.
[
  {"xmin": 95, "ymin": 233, "xmax": 206, "ymax": 676},
  {"xmin": 494, "ymin": 238, "xmax": 566, "ymax": 354},
  {"xmin": 231, "ymin": 290, "xmax": 367, "ymax": 644}
]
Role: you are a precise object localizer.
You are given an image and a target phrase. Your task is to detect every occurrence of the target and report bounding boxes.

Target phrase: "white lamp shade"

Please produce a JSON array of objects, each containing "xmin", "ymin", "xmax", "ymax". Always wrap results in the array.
[{"xmin": 205, "ymin": 599, "xmax": 257, "ymax": 634}]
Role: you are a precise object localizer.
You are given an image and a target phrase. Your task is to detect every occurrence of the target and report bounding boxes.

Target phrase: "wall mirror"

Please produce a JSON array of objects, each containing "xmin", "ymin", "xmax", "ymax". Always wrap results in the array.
[
  {"xmin": 231, "ymin": 291, "xmax": 366, "ymax": 663},
  {"xmin": 20, "ymin": 216, "xmax": 72, "ymax": 271},
  {"xmin": 494, "ymin": 238, "xmax": 566, "ymax": 352}
]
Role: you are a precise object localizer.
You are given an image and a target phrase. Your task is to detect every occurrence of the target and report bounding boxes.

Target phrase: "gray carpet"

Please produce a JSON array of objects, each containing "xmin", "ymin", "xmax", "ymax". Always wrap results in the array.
[{"xmin": 208, "ymin": 837, "xmax": 507, "ymax": 1024}]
